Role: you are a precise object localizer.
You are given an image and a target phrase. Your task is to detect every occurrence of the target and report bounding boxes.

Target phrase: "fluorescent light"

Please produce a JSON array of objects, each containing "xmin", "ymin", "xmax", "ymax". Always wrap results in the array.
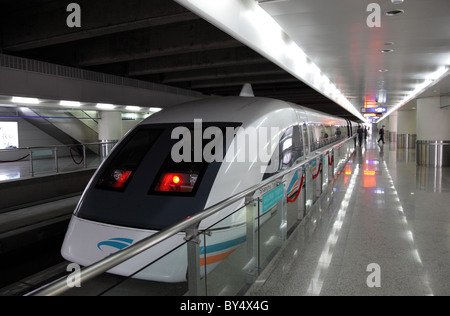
[
  {"xmin": 175, "ymin": 0, "xmax": 367, "ymax": 123},
  {"xmin": 126, "ymin": 106, "xmax": 141, "ymax": 111},
  {"xmin": 60, "ymin": 100, "xmax": 81, "ymax": 107},
  {"xmin": 150, "ymin": 107, "xmax": 162, "ymax": 112},
  {"xmin": 427, "ymin": 66, "xmax": 449, "ymax": 81},
  {"xmin": 96, "ymin": 103, "xmax": 115, "ymax": 110},
  {"xmin": 11, "ymin": 96, "xmax": 40, "ymax": 104},
  {"xmin": 377, "ymin": 79, "xmax": 434, "ymax": 123}
]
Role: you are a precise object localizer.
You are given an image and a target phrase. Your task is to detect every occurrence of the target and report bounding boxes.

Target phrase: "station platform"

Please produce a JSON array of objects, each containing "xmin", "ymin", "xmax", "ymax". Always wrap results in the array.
[
  {"xmin": 1, "ymin": 134, "xmax": 449, "ymax": 296},
  {"xmin": 247, "ymin": 136, "xmax": 450, "ymax": 296}
]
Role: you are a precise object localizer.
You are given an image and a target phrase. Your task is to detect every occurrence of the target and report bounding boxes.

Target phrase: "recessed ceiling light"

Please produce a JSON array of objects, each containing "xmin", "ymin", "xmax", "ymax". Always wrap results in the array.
[
  {"xmin": 11, "ymin": 96, "xmax": 40, "ymax": 104},
  {"xmin": 379, "ymin": 69, "xmax": 389, "ymax": 73},
  {"xmin": 126, "ymin": 106, "xmax": 141, "ymax": 111},
  {"xmin": 381, "ymin": 49, "xmax": 394, "ymax": 53},
  {"xmin": 96, "ymin": 103, "xmax": 115, "ymax": 110},
  {"xmin": 391, "ymin": 0, "xmax": 404, "ymax": 4},
  {"xmin": 60, "ymin": 100, "xmax": 81, "ymax": 107},
  {"xmin": 386, "ymin": 9, "xmax": 405, "ymax": 16},
  {"xmin": 384, "ymin": 42, "xmax": 395, "ymax": 46}
]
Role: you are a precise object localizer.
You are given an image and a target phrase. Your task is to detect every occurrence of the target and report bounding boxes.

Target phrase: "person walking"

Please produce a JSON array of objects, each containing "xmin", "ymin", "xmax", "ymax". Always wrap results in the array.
[
  {"xmin": 377, "ymin": 125, "xmax": 385, "ymax": 144},
  {"xmin": 357, "ymin": 125, "xmax": 364, "ymax": 146}
]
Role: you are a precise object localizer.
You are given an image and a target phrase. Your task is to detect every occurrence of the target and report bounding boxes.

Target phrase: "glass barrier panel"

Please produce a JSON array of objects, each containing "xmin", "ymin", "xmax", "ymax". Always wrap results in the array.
[
  {"xmin": 305, "ymin": 159, "xmax": 314, "ymax": 213},
  {"xmin": 31, "ymin": 148, "xmax": 57, "ymax": 175},
  {"xmin": 95, "ymin": 239, "xmax": 191, "ymax": 296},
  {"xmin": 286, "ymin": 169, "xmax": 302, "ymax": 233},
  {"xmin": 201, "ymin": 201, "xmax": 257, "ymax": 296},
  {"xmin": 322, "ymin": 154, "xmax": 328, "ymax": 191},
  {"xmin": 257, "ymin": 185, "xmax": 286, "ymax": 271}
]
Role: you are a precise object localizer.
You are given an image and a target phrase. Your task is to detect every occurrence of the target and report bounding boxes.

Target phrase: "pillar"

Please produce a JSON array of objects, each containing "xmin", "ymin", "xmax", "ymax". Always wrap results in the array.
[
  {"xmin": 397, "ymin": 108, "xmax": 417, "ymax": 148},
  {"xmin": 98, "ymin": 111, "xmax": 122, "ymax": 159},
  {"xmin": 388, "ymin": 111, "xmax": 398, "ymax": 142}
]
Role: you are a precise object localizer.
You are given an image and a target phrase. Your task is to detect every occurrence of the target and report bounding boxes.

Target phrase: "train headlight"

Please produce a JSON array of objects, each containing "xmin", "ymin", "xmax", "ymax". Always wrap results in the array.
[{"xmin": 154, "ymin": 172, "xmax": 198, "ymax": 193}]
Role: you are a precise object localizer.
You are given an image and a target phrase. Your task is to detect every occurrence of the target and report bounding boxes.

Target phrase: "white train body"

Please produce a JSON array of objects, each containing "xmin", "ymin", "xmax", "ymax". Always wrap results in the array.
[{"xmin": 61, "ymin": 96, "xmax": 355, "ymax": 282}]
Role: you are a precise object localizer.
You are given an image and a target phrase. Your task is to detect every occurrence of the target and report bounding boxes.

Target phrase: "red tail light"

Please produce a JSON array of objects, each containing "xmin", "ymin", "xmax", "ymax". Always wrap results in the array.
[
  {"xmin": 112, "ymin": 170, "xmax": 133, "ymax": 188},
  {"xmin": 155, "ymin": 172, "xmax": 198, "ymax": 193}
]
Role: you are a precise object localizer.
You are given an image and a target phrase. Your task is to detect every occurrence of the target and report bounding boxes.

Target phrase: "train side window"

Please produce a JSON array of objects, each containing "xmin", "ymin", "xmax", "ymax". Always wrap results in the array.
[
  {"xmin": 302, "ymin": 124, "xmax": 310, "ymax": 156},
  {"xmin": 280, "ymin": 126, "xmax": 294, "ymax": 169},
  {"xmin": 96, "ymin": 128, "xmax": 163, "ymax": 191},
  {"xmin": 293, "ymin": 125, "xmax": 303, "ymax": 160},
  {"xmin": 308, "ymin": 125, "xmax": 316, "ymax": 152}
]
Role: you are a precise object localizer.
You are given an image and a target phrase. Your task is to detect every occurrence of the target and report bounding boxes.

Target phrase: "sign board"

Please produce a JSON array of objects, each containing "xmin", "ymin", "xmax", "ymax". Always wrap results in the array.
[
  {"xmin": 363, "ymin": 113, "xmax": 383, "ymax": 117},
  {"xmin": 262, "ymin": 184, "xmax": 285, "ymax": 214},
  {"xmin": 361, "ymin": 107, "xmax": 387, "ymax": 114},
  {"xmin": 0, "ymin": 122, "xmax": 19, "ymax": 149}
]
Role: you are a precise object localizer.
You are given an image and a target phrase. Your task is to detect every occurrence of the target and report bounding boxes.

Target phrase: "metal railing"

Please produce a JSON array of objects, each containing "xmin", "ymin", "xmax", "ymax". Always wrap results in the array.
[
  {"xmin": 30, "ymin": 135, "xmax": 356, "ymax": 296},
  {"xmin": 0, "ymin": 141, "xmax": 117, "ymax": 176},
  {"xmin": 416, "ymin": 140, "xmax": 450, "ymax": 167}
]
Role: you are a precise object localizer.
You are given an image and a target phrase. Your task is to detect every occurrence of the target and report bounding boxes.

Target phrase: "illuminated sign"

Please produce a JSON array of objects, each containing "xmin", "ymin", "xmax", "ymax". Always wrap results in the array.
[
  {"xmin": 363, "ymin": 113, "xmax": 383, "ymax": 117},
  {"xmin": 364, "ymin": 97, "xmax": 378, "ymax": 108},
  {"xmin": 361, "ymin": 107, "xmax": 387, "ymax": 113},
  {"xmin": 0, "ymin": 122, "xmax": 19, "ymax": 149}
]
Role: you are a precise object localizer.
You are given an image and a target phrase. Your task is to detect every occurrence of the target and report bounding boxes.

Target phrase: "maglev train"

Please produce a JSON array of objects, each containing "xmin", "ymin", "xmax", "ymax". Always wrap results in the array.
[{"xmin": 62, "ymin": 92, "xmax": 358, "ymax": 282}]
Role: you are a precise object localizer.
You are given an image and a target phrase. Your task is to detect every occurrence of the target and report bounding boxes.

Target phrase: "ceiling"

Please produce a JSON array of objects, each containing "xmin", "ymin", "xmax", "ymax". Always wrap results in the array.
[
  {"xmin": 257, "ymin": 0, "xmax": 450, "ymax": 117},
  {"xmin": 1, "ymin": 0, "xmax": 449, "ymax": 123}
]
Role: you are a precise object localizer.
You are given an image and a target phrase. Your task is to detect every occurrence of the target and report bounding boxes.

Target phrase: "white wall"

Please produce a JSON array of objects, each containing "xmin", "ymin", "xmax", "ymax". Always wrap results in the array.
[
  {"xmin": 417, "ymin": 96, "xmax": 450, "ymax": 141},
  {"xmin": 397, "ymin": 110, "xmax": 417, "ymax": 134}
]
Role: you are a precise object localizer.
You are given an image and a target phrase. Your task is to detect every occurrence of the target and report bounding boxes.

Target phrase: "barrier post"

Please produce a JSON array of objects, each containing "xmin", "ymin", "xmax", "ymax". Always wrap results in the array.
[
  {"xmin": 54, "ymin": 147, "xmax": 59, "ymax": 173},
  {"xmin": 28, "ymin": 148, "xmax": 34, "ymax": 176},
  {"xmin": 298, "ymin": 169, "xmax": 306, "ymax": 220},
  {"xmin": 82, "ymin": 145, "xmax": 87, "ymax": 168},
  {"xmin": 186, "ymin": 226, "xmax": 201, "ymax": 296},
  {"xmin": 246, "ymin": 197, "xmax": 258, "ymax": 284}
]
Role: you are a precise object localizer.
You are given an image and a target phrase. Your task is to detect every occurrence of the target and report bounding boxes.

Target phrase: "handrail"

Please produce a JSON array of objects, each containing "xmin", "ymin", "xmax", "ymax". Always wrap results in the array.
[
  {"xmin": 0, "ymin": 141, "xmax": 117, "ymax": 153},
  {"xmin": 0, "ymin": 141, "xmax": 118, "ymax": 176},
  {"xmin": 30, "ymin": 135, "xmax": 355, "ymax": 296}
]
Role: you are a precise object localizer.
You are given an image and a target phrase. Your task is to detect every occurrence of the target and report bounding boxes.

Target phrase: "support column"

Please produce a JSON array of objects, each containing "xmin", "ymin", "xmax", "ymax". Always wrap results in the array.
[
  {"xmin": 98, "ymin": 111, "xmax": 122, "ymax": 159},
  {"xmin": 388, "ymin": 111, "xmax": 398, "ymax": 143},
  {"xmin": 397, "ymin": 108, "xmax": 417, "ymax": 148},
  {"xmin": 416, "ymin": 97, "xmax": 450, "ymax": 167}
]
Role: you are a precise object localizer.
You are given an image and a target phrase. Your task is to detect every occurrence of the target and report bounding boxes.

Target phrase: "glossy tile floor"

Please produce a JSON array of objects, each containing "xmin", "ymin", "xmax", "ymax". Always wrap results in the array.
[{"xmin": 248, "ymin": 136, "xmax": 450, "ymax": 296}]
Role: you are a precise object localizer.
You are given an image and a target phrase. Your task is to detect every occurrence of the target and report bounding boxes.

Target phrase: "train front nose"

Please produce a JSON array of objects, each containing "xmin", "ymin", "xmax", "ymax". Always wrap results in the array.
[{"xmin": 61, "ymin": 215, "xmax": 190, "ymax": 282}]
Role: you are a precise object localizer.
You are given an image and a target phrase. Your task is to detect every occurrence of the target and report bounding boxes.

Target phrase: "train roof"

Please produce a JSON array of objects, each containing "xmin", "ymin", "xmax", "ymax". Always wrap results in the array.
[
  {"xmin": 141, "ymin": 96, "xmax": 349, "ymax": 126},
  {"xmin": 141, "ymin": 96, "xmax": 291, "ymax": 125}
]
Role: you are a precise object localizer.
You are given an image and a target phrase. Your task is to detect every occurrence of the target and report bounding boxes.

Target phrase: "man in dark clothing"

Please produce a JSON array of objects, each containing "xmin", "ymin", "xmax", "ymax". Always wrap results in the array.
[
  {"xmin": 377, "ymin": 125, "xmax": 385, "ymax": 144},
  {"xmin": 357, "ymin": 125, "xmax": 364, "ymax": 146}
]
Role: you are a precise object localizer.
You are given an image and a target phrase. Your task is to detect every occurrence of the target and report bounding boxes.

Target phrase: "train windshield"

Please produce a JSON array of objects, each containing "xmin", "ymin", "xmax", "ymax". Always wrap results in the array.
[
  {"xmin": 78, "ymin": 122, "xmax": 241, "ymax": 230},
  {"xmin": 95, "ymin": 122, "xmax": 240, "ymax": 196},
  {"xmin": 96, "ymin": 129, "xmax": 162, "ymax": 191}
]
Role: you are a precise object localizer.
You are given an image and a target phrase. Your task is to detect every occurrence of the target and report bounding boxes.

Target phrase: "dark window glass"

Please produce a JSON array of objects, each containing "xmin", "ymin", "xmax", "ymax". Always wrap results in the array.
[{"xmin": 96, "ymin": 129, "xmax": 162, "ymax": 191}]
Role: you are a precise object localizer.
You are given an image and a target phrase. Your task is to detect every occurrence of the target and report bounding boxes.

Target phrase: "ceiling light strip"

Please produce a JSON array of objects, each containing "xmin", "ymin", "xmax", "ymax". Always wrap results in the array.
[
  {"xmin": 175, "ymin": 0, "xmax": 367, "ymax": 122},
  {"xmin": 377, "ymin": 66, "xmax": 450, "ymax": 123}
]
